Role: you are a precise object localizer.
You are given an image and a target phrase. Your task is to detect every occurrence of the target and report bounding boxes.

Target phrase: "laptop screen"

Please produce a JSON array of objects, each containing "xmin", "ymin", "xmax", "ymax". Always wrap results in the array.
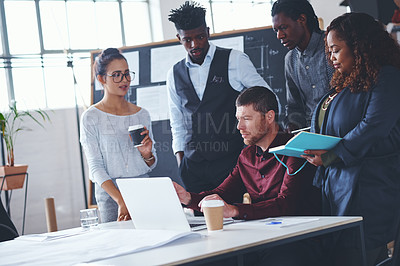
[{"xmin": 116, "ymin": 177, "xmax": 193, "ymax": 232}]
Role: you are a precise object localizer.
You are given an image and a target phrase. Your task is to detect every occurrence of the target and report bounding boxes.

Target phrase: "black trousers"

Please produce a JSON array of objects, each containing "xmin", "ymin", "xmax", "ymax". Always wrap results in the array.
[
  {"xmin": 329, "ymin": 245, "xmax": 388, "ymax": 266},
  {"xmin": 322, "ymin": 227, "xmax": 389, "ymax": 266},
  {"xmin": 196, "ymin": 238, "xmax": 325, "ymax": 266}
]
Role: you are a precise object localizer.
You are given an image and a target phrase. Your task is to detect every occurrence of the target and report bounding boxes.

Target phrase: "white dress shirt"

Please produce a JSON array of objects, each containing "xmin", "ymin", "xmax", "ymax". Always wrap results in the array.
[{"xmin": 167, "ymin": 43, "xmax": 271, "ymax": 154}]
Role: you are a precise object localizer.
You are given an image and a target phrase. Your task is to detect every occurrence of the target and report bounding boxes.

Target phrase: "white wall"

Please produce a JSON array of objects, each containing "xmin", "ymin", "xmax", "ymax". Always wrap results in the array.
[
  {"xmin": 3, "ymin": 108, "xmax": 87, "ymax": 234},
  {"xmin": 158, "ymin": 0, "xmax": 183, "ymax": 40},
  {"xmin": 310, "ymin": 0, "xmax": 348, "ymax": 29},
  {"xmin": 148, "ymin": 0, "xmax": 164, "ymax": 42}
]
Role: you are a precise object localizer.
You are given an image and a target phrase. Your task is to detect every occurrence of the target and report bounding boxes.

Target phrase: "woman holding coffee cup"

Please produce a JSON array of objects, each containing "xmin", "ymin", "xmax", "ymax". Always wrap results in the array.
[{"xmin": 80, "ymin": 48, "xmax": 157, "ymax": 223}]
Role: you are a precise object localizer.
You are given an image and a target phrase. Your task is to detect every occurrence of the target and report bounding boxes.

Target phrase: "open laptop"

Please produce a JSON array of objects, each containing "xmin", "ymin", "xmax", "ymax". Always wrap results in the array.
[{"xmin": 117, "ymin": 177, "xmax": 231, "ymax": 232}]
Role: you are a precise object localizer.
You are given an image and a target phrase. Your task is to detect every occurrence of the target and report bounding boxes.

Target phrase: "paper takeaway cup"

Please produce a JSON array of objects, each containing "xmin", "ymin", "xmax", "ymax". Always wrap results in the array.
[
  {"xmin": 128, "ymin": 124, "xmax": 145, "ymax": 147},
  {"xmin": 202, "ymin": 199, "xmax": 224, "ymax": 232}
]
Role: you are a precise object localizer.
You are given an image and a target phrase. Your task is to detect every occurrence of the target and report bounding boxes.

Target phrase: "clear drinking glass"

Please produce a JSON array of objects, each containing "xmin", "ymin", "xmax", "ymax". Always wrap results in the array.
[{"xmin": 80, "ymin": 208, "xmax": 99, "ymax": 229}]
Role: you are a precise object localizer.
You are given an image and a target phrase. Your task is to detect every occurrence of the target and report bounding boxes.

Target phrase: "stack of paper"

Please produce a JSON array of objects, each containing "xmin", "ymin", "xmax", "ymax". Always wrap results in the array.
[
  {"xmin": 0, "ymin": 229, "xmax": 201, "ymax": 265},
  {"xmin": 16, "ymin": 227, "xmax": 90, "ymax": 242}
]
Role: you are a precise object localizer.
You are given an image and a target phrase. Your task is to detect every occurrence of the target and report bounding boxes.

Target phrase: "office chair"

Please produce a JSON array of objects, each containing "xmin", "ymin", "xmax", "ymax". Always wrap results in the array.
[{"xmin": 0, "ymin": 197, "xmax": 18, "ymax": 242}]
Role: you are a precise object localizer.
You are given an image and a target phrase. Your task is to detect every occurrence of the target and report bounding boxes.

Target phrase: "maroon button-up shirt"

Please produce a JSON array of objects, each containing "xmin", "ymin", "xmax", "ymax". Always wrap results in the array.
[{"xmin": 187, "ymin": 132, "xmax": 321, "ymax": 220}]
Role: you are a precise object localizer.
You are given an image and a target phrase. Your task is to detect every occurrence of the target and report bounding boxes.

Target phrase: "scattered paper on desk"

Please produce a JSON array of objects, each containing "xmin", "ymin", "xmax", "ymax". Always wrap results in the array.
[
  {"xmin": 0, "ymin": 229, "xmax": 201, "ymax": 266},
  {"xmin": 16, "ymin": 227, "xmax": 90, "ymax": 242}
]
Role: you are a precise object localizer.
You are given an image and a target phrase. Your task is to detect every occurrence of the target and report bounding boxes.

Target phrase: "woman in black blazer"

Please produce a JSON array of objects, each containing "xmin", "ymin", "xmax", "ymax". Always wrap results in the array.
[{"xmin": 302, "ymin": 12, "xmax": 400, "ymax": 266}]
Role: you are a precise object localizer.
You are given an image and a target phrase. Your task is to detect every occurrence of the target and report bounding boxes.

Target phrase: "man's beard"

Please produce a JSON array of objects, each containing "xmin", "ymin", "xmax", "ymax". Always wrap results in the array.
[{"xmin": 243, "ymin": 123, "xmax": 270, "ymax": 146}]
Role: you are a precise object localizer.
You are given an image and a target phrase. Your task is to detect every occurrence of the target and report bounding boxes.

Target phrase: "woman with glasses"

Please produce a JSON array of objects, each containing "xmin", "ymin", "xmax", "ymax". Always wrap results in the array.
[{"xmin": 80, "ymin": 48, "xmax": 157, "ymax": 223}]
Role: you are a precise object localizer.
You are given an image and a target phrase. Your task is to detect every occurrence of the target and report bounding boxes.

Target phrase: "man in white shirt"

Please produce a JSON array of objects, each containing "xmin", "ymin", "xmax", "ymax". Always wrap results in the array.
[{"xmin": 167, "ymin": 1, "xmax": 272, "ymax": 194}]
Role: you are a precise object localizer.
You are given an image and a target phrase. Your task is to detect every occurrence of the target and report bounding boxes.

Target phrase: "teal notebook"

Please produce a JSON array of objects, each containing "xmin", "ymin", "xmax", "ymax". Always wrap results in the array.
[{"xmin": 269, "ymin": 131, "xmax": 342, "ymax": 158}]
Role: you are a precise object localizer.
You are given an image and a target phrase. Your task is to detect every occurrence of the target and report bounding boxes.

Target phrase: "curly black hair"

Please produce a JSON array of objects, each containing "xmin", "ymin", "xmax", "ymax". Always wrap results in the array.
[
  {"xmin": 168, "ymin": 1, "xmax": 206, "ymax": 30},
  {"xmin": 326, "ymin": 12, "xmax": 400, "ymax": 93},
  {"xmin": 271, "ymin": 0, "xmax": 321, "ymax": 33}
]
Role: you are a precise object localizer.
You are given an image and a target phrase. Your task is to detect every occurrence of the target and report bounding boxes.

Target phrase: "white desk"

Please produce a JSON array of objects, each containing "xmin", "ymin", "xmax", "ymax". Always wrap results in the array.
[
  {"xmin": 0, "ymin": 216, "xmax": 366, "ymax": 266},
  {"xmin": 94, "ymin": 216, "xmax": 366, "ymax": 266}
]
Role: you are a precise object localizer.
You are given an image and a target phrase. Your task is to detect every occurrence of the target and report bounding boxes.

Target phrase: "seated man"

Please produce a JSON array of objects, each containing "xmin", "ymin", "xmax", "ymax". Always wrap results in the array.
[
  {"xmin": 174, "ymin": 86, "xmax": 323, "ymax": 266},
  {"xmin": 174, "ymin": 86, "xmax": 321, "ymax": 220}
]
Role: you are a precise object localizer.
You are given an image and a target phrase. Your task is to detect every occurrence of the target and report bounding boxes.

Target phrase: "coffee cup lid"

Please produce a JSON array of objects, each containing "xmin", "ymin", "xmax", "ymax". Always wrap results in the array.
[
  {"xmin": 201, "ymin": 199, "xmax": 224, "ymax": 207},
  {"xmin": 128, "ymin": 124, "xmax": 144, "ymax": 131}
]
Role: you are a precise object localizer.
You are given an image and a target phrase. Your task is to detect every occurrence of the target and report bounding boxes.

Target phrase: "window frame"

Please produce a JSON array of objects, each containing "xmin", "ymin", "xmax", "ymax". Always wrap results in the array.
[{"xmin": 0, "ymin": 0, "xmax": 151, "ymax": 110}]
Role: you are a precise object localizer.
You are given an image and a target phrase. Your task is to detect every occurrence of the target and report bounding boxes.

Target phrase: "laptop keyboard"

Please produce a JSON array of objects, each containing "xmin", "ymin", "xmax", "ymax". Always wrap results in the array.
[
  {"xmin": 189, "ymin": 223, "xmax": 206, "ymax": 228},
  {"xmin": 187, "ymin": 217, "xmax": 235, "ymax": 230}
]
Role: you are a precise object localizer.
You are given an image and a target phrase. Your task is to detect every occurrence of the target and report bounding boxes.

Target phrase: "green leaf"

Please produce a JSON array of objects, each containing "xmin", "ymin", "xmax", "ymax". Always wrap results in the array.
[{"xmin": 1, "ymin": 101, "xmax": 51, "ymax": 165}]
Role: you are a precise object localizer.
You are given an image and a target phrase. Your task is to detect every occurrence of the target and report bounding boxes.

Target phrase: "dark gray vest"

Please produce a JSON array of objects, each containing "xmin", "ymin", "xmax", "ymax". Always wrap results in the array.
[{"xmin": 173, "ymin": 47, "xmax": 243, "ymax": 161}]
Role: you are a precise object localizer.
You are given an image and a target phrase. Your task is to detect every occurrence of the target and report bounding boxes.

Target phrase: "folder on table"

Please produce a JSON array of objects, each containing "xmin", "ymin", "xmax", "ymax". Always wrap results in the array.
[{"xmin": 269, "ymin": 131, "xmax": 342, "ymax": 158}]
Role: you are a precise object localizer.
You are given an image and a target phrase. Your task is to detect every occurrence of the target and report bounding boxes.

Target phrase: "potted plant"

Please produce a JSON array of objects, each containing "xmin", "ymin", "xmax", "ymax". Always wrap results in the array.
[{"xmin": 0, "ymin": 101, "xmax": 50, "ymax": 190}]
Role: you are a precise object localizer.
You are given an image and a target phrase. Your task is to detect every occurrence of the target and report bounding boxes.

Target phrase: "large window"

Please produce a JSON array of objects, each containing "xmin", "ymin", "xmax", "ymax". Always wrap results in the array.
[
  {"xmin": 0, "ymin": 0, "xmax": 276, "ymax": 110},
  {"xmin": 199, "ymin": 0, "xmax": 275, "ymax": 33},
  {"xmin": 40, "ymin": 2, "xmax": 70, "ymax": 51},
  {"xmin": 5, "ymin": 1, "xmax": 41, "ymax": 55},
  {"xmin": 0, "ymin": 68, "xmax": 8, "ymax": 110},
  {"xmin": 0, "ymin": 0, "xmax": 151, "ymax": 110},
  {"xmin": 122, "ymin": 1, "xmax": 152, "ymax": 45}
]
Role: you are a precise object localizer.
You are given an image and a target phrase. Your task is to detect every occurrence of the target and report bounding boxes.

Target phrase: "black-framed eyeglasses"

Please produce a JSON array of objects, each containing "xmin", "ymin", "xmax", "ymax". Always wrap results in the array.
[{"xmin": 106, "ymin": 71, "xmax": 135, "ymax": 83}]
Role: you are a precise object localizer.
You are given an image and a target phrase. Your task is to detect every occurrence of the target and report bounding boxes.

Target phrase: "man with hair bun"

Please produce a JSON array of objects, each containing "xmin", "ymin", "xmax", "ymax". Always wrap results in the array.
[
  {"xmin": 271, "ymin": 0, "xmax": 334, "ymax": 131},
  {"xmin": 167, "ymin": 1, "xmax": 273, "ymax": 196}
]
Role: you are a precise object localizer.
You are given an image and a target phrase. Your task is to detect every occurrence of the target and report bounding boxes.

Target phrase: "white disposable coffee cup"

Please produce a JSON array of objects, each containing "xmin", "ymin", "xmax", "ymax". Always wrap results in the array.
[
  {"xmin": 201, "ymin": 199, "xmax": 224, "ymax": 232},
  {"xmin": 128, "ymin": 124, "xmax": 145, "ymax": 147}
]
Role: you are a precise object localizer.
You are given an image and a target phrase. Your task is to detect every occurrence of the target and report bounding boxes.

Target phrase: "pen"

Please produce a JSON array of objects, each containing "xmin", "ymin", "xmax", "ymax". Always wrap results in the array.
[
  {"xmin": 265, "ymin": 218, "xmax": 283, "ymax": 225},
  {"xmin": 266, "ymin": 221, "xmax": 282, "ymax": 225},
  {"xmin": 290, "ymin": 127, "xmax": 311, "ymax": 134}
]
